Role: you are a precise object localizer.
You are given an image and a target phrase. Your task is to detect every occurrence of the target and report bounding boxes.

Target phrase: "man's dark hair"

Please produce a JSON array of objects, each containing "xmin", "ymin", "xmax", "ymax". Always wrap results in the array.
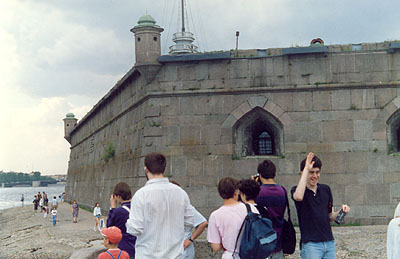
[
  {"xmin": 239, "ymin": 179, "xmax": 260, "ymax": 201},
  {"xmin": 300, "ymin": 155, "xmax": 322, "ymax": 171},
  {"xmin": 145, "ymin": 152, "xmax": 166, "ymax": 174},
  {"xmin": 218, "ymin": 177, "xmax": 239, "ymax": 199},
  {"xmin": 257, "ymin": 159, "xmax": 276, "ymax": 179},
  {"xmin": 113, "ymin": 182, "xmax": 132, "ymax": 200}
]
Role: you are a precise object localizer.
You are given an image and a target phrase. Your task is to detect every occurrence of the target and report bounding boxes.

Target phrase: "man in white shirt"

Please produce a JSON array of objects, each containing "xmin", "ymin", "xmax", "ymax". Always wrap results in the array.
[{"xmin": 126, "ymin": 152, "xmax": 194, "ymax": 259}]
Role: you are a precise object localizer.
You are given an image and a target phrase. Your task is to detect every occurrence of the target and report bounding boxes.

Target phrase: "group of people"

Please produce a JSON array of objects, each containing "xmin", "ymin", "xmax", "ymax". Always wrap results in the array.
[
  {"xmin": 95, "ymin": 151, "xmax": 349, "ymax": 259},
  {"xmin": 28, "ymin": 191, "xmax": 64, "ymax": 226},
  {"xmin": 72, "ymin": 151, "xmax": 399, "ymax": 259}
]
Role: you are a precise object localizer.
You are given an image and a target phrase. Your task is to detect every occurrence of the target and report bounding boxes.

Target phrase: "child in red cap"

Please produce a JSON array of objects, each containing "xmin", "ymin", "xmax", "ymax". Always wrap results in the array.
[{"xmin": 98, "ymin": 226, "xmax": 129, "ymax": 259}]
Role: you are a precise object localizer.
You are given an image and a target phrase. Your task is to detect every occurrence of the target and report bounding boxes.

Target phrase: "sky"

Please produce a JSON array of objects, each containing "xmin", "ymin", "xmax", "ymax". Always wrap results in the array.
[{"xmin": 1, "ymin": 0, "xmax": 400, "ymax": 175}]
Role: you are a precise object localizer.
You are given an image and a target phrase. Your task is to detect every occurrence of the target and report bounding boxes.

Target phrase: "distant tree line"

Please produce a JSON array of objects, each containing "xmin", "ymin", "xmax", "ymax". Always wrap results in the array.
[{"xmin": 0, "ymin": 171, "xmax": 55, "ymax": 183}]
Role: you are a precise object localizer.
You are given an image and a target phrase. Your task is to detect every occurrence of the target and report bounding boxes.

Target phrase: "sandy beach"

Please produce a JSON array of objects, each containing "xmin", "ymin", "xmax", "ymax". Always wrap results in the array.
[
  {"xmin": 0, "ymin": 202, "xmax": 389, "ymax": 258},
  {"xmin": 0, "ymin": 202, "xmax": 103, "ymax": 259}
]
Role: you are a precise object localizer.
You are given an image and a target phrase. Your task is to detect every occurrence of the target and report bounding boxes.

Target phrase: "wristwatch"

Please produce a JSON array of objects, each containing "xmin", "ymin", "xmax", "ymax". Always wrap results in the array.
[{"xmin": 188, "ymin": 238, "xmax": 194, "ymax": 243}]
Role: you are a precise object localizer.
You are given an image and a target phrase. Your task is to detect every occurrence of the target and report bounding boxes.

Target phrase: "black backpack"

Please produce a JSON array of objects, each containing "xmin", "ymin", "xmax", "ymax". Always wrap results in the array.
[{"xmin": 233, "ymin": 203, "xmax": 278, "ymax": 259}]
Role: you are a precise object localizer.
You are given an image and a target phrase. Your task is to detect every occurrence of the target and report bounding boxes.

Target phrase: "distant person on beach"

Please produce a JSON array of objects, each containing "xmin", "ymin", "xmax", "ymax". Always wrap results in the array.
[
  {"xmin": 207, "ymin": 177, "xmax": 247, "ymax": 259},
  {"xmin": 51, "ymin": 196, "xmax": 58, "ymax": 209},
  {"xmin": 43, "ymin": 191, "xmax": 48, "ymax": 206},
  {"xmin": 98, "ymin": 226, "xmax": 129, "ymax": 259},
  {"xmin": 170, "ymin": 180, "xmax": 208, "ymax": 259},
  {"xmin": 51, "ymin": 208, "xmax": 57, "ymax": 226},
  {"xmin": 93, "ymin": 202, "xmax": 102, "ymax": 231},
  {"xmin": 39, "ymin": 196, "xmax": 44, "ymax": 211},
  {"xmin": 43, "ymin": 205, "xmax": 48, "ymax": 218},
  {"xmin": 126, "ymin": 152, "xmax": 194, "ymax": 259},
  {"xmin": 291, "ymin": 152, "xmax": 350, "ymax": 259},
  {"xmin": 387, "ymin": 202, "xmax": 400, "ymax": 259},
  {"xmin": 72, "ymin": 200, "xmax": 79, "ymax": 223},
  {"xmin": 107, "ymin": 182, "xmax": 136, "ymax": 259},
  {"xmin": 21, "ymin": 194, "xmax": 24, "ymax": 207},
  {"xmin": 33, "ymin": 195, "xmax": 39, "ymax": 211}
]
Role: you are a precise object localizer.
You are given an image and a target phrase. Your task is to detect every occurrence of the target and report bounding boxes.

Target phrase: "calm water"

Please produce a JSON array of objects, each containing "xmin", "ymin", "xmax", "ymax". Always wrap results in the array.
[{"xmin": 0, "ymin": 185, "xmax": 65, "ymax": 210}]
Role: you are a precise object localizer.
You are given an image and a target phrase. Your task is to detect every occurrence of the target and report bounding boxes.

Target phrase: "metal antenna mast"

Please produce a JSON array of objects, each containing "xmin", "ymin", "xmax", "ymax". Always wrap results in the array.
[{"xmin": 181, "ymin": 0, "xmax": 185, "ymax": 32}]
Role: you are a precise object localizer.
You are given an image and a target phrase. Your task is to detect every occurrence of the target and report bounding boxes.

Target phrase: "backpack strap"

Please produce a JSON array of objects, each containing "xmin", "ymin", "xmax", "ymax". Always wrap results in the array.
[
  {"xmin": 122, "ymin": 205, "xmax": 130, "ymax": 213},
  {"xmin": 282, "ymin": 186, "xmax": 292, "ymax": 221},
  {"xmin": 232, "ymin": 204, "xmax": 251, "ymax": 258},
  {"xmin": 116, "ymin": 250, "xmax": 122, "ymax": 259},
  {"xmin": 255, "ymin": 205, "xmax": 269, "ymax": 218},
  {"xmin": 106, "ymin": 250, "xmax": 116, "ymax": 259}
]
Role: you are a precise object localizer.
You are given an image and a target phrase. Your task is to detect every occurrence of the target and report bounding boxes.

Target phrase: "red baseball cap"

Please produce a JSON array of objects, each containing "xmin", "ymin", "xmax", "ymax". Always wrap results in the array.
[{"xmin": 101, "ymin": 226, "xmax": 122, "ymax": 244}]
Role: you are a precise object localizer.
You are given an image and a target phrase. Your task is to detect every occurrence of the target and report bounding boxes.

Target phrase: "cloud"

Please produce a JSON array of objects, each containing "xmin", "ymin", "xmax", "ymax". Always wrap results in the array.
[
  {"xmin": 1, "ymin": 1, "xmax": 132, "ymax": 98},
  {"xmin": 0, "ymin": 91, "xmax": 91, "ymax": 174},
  {"xmin": 2, "ymin": 0, "xmax": 400, "ymax": 176}
]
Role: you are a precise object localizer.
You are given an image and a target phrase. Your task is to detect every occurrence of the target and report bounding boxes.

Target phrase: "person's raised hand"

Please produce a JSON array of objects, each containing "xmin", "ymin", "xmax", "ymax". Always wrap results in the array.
[{"xmin": 110, "ymin": 194, "xmax": 117, "ymax": 208}]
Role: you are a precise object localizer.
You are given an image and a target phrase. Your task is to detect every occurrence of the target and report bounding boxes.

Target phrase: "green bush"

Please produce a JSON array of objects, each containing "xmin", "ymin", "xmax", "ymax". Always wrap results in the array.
[{"xmin": 104, "ymin": 143, "xmax": 115, "ymax": 162}]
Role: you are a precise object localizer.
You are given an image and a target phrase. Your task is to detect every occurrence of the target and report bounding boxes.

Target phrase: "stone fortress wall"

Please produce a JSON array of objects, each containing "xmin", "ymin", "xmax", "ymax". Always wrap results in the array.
[{"xmin": 64, "ymin": 17, "xmax": 400, "ymax": 224}]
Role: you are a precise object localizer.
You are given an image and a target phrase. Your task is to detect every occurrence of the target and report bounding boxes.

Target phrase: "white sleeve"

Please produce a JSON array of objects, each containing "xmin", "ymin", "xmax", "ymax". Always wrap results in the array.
[
  {"xmin": 126, "ymin": 190, "xmax": 145, "ymax": 236},
  {"xmin": 183, "ymin": 192, "xmax": 194, "ymax": 228},
  {"xmin": 387, "ymin": 221, "xmax": 393, "ymax": 259}
]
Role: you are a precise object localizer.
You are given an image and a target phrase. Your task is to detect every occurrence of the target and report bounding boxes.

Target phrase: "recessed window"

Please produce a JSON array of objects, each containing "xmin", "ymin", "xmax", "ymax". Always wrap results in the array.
[
  {"xmin": 257, "ymin": 131, "xmax": 273, "ymax": 155},
  {"xmin": 153, "ymin": 36, "xmax": 157, "ymax": 41},
  {"xmin": 137, "ymin": 37, "xmax": 141, "ymax": 42},
  {"xmin": 67, "ymin": 124, "xmax": 69, "ymax": 127},
  {"xmin": 387, "ymin": 110, "xmax": 400, "ymax": 153},
  {"xmin": 233, "ymin": 107, "xmax": 283, "ymax": 157},
  {"xmin": 397, "ymin": 127, "xmax": 400, "ymax": 151}
]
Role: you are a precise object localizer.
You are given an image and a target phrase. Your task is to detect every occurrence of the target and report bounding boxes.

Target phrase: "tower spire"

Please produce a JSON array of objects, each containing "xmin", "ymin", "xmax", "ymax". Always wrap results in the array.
[
  {"xmin": 181, "ymin": 0, "xmax": 185, "ymax": 32},
  {"xmin": 169, "ymin": 0, "xmax": 198, "ymax": 55}
]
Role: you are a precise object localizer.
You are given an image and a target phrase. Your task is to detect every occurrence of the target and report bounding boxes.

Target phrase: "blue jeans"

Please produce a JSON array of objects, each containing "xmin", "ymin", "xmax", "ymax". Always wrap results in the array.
[{"xmin": 301, "ymin": 240, "xmax": 336, "ymax": 259}]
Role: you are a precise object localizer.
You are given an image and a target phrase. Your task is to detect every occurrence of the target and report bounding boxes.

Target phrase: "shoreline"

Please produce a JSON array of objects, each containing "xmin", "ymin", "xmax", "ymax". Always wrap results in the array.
[{"xmin": 0, "ymin": 203, "xmax": 389, "ymax": 258}]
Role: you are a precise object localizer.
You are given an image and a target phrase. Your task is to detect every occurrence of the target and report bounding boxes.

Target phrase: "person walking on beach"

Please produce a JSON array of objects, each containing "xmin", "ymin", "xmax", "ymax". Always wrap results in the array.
[
  {"xmin": 51, "ymin": 196, "xmax": 58, "ymax": 209},
  {"xmin": 387, "ymin": 202, "xmax": 400, "ymax": 259},
  {"xmin": 43, "ymin": 191, "xmax": 48, "ymax": 206},
  {"xmin": 21, "ymin": 194, "xmax": 24, "ymax": 208},
  {"xmin": 126, "ymin": 152, "xmax": 194, "ymax": 259},
  {"xmin": 72, "ymin": 200, "xmax": 79, "ymax": 223},
  {"xmin": 94, "ymin": 202, "xmax": 102, "ymax": 231},
  {"xmin": 51, "ymin": 207, "xmax": 57, "ymax": 226},
  {"xmin": 207, "ymin": 177, "xmax": 247, "ymax": 259},
  {"xmin": 107, "ymin": 182, "xmax": 136, "ymax": 259},
  {"xmin": 33, "ymin": 195, "xmax": 39, "ymax": 211},
  {"xmin": 39, "ymin": 196, "xmax": 44, "ymax": 211},
  {"xmin": 291, "ymin": 152, "xmax": 350, "ymax": 259}
]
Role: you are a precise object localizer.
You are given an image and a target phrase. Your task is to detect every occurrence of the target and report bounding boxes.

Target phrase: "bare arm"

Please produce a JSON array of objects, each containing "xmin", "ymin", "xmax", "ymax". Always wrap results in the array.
[
  {"xmin": 184, "ymin": 221, "xmax": 208, "ymax": 249},
  {"xmin": 192, "ymin": 221, "xmax": 208, "ymax": 240},
  {"xmin": 210, "ymin": 243, "xmax": 223, "ymax": 252},
  {"xmin": 329, "ymin": 205, "xmax": 351, "ymax": 221},
  {"xmin": 293, "ymin": 152, "xmax": 314, "ymax": 201}
]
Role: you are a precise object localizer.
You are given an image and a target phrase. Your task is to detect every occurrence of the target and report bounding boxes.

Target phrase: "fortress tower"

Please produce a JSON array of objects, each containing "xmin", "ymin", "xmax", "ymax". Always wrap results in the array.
[
  {"xmin": 131, "ymin": 15, "xmax": 164, "ymax": 66},
  {"xmin": 63, "ymin": 113, "xmax": 77, "ymax": 143}
]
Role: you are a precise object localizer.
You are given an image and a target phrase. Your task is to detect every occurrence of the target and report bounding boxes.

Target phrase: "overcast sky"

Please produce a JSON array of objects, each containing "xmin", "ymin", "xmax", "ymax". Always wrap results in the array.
[{"xmin": 1, "ymin": 0, "xmax": 400, "ymax": 175}]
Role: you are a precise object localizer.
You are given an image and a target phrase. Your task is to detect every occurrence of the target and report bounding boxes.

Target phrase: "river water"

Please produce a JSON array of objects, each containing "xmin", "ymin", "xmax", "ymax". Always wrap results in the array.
[{"xmin": 0, "ymin": 185, "xmax": 65, "ymax": 210}]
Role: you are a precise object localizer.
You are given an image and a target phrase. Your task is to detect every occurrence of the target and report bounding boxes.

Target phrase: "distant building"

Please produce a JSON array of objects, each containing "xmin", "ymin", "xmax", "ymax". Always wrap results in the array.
[{"xmin": 63, "ymin": 14, "xmax": 400, "ymax": 224}]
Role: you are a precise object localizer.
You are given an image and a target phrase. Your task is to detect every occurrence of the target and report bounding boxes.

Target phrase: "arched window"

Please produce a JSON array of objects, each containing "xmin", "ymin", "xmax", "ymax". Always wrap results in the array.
[
  {"xmin": 256, "ymin": 131, "xmax": 273, "ymax": 155},
  {"xmin": 397, "ymin": 127, "xmax": 400, "ymax": 151},
  {"xmin": 233, "ymin": 107, "xmax": 283, "ymax": 157},
  {"xmin": 387, "ymin": 109, "xmax": 400, "ymax": 153}
]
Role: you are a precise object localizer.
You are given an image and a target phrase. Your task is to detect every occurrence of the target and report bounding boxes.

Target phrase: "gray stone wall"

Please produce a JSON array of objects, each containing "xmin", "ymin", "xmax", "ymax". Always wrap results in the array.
[{"xmin": 65, "ymin": 43, "xmax": 400, "ymax": 223}]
